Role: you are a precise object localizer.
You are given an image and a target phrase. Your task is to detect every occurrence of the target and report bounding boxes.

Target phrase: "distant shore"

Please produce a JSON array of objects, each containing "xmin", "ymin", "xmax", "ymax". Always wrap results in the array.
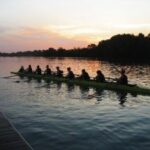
[{"xmin": 1, "ymin": 33, "xmax": 150, "ymax": 64}]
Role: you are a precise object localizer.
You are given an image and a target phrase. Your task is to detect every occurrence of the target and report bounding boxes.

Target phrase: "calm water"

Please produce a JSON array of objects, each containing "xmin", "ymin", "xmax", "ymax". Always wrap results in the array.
[{"xmin": 0, "ymin": 57, "xmax": 150, "ymax": 150}]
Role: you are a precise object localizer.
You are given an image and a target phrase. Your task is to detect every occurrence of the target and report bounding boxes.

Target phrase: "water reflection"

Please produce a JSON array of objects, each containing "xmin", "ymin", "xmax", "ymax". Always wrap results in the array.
[
  {"xmin": 36, "ymin": 78, "xmax": 42, "ymax": 83},
  {"xmin": 14, "ymin": 71, "xmax": 144, "ymax": 106},
  {"xmin": 78, "ymin": 86, "xmax": 90, "ymax": 100},
  {"xmin": 93, "ymin": 88, "xmax": 104, "ymax": 103},
  {"xmin": 116, "ymin": 91, "xmax": 128, "ymax": 106},
  {"xmin": 79, "ymin": 85, "xmax": 90, "ymax": 92},
  {"xmin": 19, "ymin": 75, "xmax": 25, "ymax": 80},
  {"xmin": 21, "ymin": 76, "xmax": 32, "ymax": 83},
  {"xmin": 66, "ymin": 83, "xmax": 75, "ymax": 92},
  {"xmin": 0, "ymin": 57, "xmax": 150, "ymax": 150},
  {"xmin": 55, "ymin": 81, "xmax": 62, "ymax": 90},
  {"xmin": 11, "ymin": 65, "xmax": 146, "ymax": 107}
]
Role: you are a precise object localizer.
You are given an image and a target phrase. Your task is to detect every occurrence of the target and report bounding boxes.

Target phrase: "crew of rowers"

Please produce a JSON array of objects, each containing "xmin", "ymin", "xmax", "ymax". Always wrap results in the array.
[{"xmin": 18, "ymin": 65, "xmax": 128, "ymax": 85}]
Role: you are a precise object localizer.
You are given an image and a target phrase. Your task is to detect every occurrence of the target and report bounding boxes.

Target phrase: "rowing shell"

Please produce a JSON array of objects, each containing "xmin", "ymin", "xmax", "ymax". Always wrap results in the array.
[{"xmin": 11, "ymin": 72, "xmax": 150, "ymax": 96}]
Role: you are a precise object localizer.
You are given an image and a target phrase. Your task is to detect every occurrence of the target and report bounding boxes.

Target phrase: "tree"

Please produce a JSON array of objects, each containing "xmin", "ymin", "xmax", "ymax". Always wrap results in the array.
[
  {"xmin": 138, "ymin": 33, "xmax": 144, "ymax": 38},
  {"xmin": 147, "ymin": 33, "xmax": 150, "ymax": 38},
  {"xmin": 87, "ymin": 44, "xmax": 97, "ymax": 49}
]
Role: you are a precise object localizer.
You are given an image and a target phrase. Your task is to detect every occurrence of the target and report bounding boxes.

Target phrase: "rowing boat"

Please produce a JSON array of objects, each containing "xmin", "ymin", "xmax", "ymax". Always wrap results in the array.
[{"xmin": 11, "ymin": 72, "xmax": 150, "ymax": 96}]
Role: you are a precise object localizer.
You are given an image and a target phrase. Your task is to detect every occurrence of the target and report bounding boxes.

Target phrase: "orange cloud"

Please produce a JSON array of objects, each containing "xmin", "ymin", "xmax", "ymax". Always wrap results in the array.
[{"xmin": 0, "ymin": 27, "xmax": 89, "ymax": 52}]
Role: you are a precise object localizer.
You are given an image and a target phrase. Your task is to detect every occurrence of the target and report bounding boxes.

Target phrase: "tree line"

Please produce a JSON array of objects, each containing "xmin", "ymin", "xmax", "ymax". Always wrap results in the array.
[{"xmin": 0, "ymin": 33, "xmax": 150, "ymax": 63}]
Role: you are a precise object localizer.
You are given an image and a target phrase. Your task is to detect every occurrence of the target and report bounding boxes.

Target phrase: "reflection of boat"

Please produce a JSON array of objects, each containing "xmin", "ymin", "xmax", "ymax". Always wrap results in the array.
[
  {"xmin": 11, "ymin": 72, "xmax": 150, "ymax": 96},
  {"xmin": 116, "ymin": 91, "xmax": 128, "ymax": 105}
]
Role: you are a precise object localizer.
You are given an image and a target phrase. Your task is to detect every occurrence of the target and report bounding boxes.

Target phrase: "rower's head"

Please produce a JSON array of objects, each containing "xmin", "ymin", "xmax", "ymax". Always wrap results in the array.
[
  {"xmin": 97, "ymin": 70, "xmax": 102, "ymax": 75},
  {"xmin": 29, "ymin": 65, "xmax": 32, "ymax": 68},
  {"xmin": 82, "ymin": 69, "xmax": 86, "ymax": 73},
  {"xmin": 56, "ymin": 66, "xmax": 60, "ymax": 70},
  {"xmin": 67, "ymin": 67, "xmax": 71, "ymax": 72},
  {"xmin": 46, "ymin": 65, "xmax": 49, "ymax": 69},
  {"xmin": 37, "ymin": 65, "xmax": 40, "ymax": 69}
]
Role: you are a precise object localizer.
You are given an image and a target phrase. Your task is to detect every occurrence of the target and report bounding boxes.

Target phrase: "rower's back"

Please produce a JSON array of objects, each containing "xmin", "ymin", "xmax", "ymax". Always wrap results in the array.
[
  {"xmin": 95, "ymin": 70, "xmax": 105, "ymax": 82},
  {"xmin": 35, "ymin": 65, "xmax": 42, "ymax": 75},
  {"xmin": 80, "ymin": 69, "xmax": 90, "ymax": 80},
  {"xmin": 26, "ymin": 65, "xmax": 32, "ymax": 74},
  {"xmin": 18, "ymin": 66, "xmax": 25, "ymax": 73},
  {"xmin": 66, "ymin": 67, "xmax": 75, "ymax": 79},
  {"xmin": 117, "ymin": 69, "xmax": 128, "ymax": 85},
  {"xmin": 44, "ymin": 65, "xmax": 51, "ymax": 75},
  {"xmin": 56, "ymin": 67, "xmax": 63, "ymax": 77},
  {"xmin": 118, "ymin": 74, "xmax": 128, "ymax": 85}
]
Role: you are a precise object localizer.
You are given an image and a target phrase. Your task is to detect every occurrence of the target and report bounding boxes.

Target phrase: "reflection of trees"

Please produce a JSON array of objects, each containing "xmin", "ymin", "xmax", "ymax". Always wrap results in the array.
[{"xmin": 1, "ymin": 33, "xmax": 150, "ymax": 63}]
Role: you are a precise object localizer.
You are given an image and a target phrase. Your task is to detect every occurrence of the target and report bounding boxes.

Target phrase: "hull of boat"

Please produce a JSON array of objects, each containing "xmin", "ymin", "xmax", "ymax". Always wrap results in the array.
[{"xmin": 11, "ymin": 72, "xmax": 150, "ymax": 96}]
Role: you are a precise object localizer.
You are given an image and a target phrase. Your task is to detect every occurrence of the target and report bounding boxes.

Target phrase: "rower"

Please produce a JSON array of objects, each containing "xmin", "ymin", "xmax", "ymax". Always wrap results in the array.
[
  {"xmin": 35, "ymin": 65, "xmax": 42, "ymax": 75},
  {"xmin": 66, "ymin": 67, "xmax": 75, "ymax": 79},
  {"xmin": 44, "ymin": 65, "xmax": 51, "ymax": 75},
  {"xmin": 79, "ymin": 69, "xmax": 90, "ymax": 80},
  {"xmin": 26, "ymin": 65, "xmax": 33, "ymax": 74},
  {"xmin": 117, "ymin": 68, "xmax": 128, "ymax": 85},
  {"xmin": 56, "ymin": 66, "xmax": 63, "ymax": 77},
  {"xmin": 95, "ymin": 70, "xmax": 105, "ymax": 82},
  {"xmin": 18, "ymin": 66, "xmax": 25, "ymax": 73}
]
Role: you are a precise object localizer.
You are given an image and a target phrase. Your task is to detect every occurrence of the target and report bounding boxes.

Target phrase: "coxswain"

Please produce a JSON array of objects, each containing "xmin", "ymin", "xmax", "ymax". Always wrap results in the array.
[
  {"xmin": 56, "ymin": 66, "xmax": 63, "ymax": 77},
  {"xmin": 18, "ymin": 66, "xmax": 25, "ymax": 73},
  {"xmin": 44, "ymin": 65, "xmax": 51, "ymax": 75},
  {"xmin": 26, "ymin": 65, "xmax": 33, "ymax": 74},
  {"xmin": 66, "ymin": 67, "xmax": 75, "ymax": 79},
  {"xmin": 35, "ymin": 65, "xmax": 42, "ymax": 75},
  {"xmin": 79, "ymin": 69, "xmax": 90, "ymax": 80},
  {"xmin": 95, "ymin": 70, "xmax": 105, "ymax": 82}
]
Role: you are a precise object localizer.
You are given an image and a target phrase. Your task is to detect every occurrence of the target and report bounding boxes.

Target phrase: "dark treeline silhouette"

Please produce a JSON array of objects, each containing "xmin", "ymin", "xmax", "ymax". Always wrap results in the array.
[{"xmin": 0, "ymin": 33, "xmax": 150, "ymax": 63}]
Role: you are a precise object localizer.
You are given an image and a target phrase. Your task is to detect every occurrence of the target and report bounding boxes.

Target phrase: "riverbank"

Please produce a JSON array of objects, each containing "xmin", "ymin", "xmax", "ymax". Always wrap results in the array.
[{"xmin": 0, "ymin": 33, "xmax": 150, "ymax": 64}]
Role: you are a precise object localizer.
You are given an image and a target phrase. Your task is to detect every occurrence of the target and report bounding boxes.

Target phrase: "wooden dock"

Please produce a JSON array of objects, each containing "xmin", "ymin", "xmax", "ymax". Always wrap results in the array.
[{"xmin": 0, "ymin": 112, "xmax": 33, "ymax": 150}]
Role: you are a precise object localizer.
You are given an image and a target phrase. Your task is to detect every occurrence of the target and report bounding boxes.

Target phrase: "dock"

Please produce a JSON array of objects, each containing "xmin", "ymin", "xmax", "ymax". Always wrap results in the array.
[{"xmin": 0, "ymin": 112, "xmax": 33, "ymax": 150}]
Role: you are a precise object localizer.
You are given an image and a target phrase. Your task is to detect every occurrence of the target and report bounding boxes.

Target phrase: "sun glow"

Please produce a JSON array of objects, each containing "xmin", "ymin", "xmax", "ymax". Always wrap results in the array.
[{"xmin": 0, "ymin": 0, "xmax": 150, "ymax": 52}]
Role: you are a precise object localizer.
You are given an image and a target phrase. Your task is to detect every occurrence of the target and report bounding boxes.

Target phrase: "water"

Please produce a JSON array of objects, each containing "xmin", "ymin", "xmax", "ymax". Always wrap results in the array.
[{"xmin": 0, "ymin": 57, "xmax": 150, "ymax": 150}]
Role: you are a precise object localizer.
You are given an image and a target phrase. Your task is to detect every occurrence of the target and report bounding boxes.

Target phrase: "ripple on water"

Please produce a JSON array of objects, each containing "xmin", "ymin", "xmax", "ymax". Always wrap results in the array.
[{"xmin": 0, "ymin": 57, "xmax": 150, "ymax": 150}]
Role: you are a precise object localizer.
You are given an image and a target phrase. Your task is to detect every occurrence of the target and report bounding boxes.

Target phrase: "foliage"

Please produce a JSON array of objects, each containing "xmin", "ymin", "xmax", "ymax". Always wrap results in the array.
[{"xmin": 0, "ymin": 33, "xmax": 150, "ymax": 63}]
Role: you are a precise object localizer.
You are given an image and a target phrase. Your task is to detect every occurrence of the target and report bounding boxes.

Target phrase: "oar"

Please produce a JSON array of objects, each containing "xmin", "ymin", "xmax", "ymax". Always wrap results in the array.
[
  {"xmin": 1, "ymin": 75, "xmax": 18, "ymax": 79},
  {"xmin": 14, "ymin": 80, "xmax": 21, "ymax": 83},
  {"xmin": 35, "ymin": 83, "xmax": 50, "ymax": 88},
  {"xmin": 75, "ymin": 74, "xmax": 80, "ymax": 77},
  {"xmin": 87, "ymin": 93, "xmax": 96, "ymax": 99},
  {"xmin": 106, "ymin": 77, "xmax": 118, "ymax": 81}
]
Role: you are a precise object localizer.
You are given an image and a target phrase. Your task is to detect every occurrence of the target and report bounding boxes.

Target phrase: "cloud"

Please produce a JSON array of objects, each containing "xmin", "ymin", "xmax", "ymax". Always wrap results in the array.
[
  {"xmin": 46, "ymin": 25, "xmax": 112, "ymax": 43},
  {"xmin": 0, "ymin": 26, "xmax": 89, "ymax": 52}
]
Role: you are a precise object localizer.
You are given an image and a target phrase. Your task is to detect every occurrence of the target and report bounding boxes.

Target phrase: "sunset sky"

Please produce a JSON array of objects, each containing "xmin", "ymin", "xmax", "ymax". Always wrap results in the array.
[{"xmin": 0, "ymin": 0, "xmax": 150, "ymax": 52}]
